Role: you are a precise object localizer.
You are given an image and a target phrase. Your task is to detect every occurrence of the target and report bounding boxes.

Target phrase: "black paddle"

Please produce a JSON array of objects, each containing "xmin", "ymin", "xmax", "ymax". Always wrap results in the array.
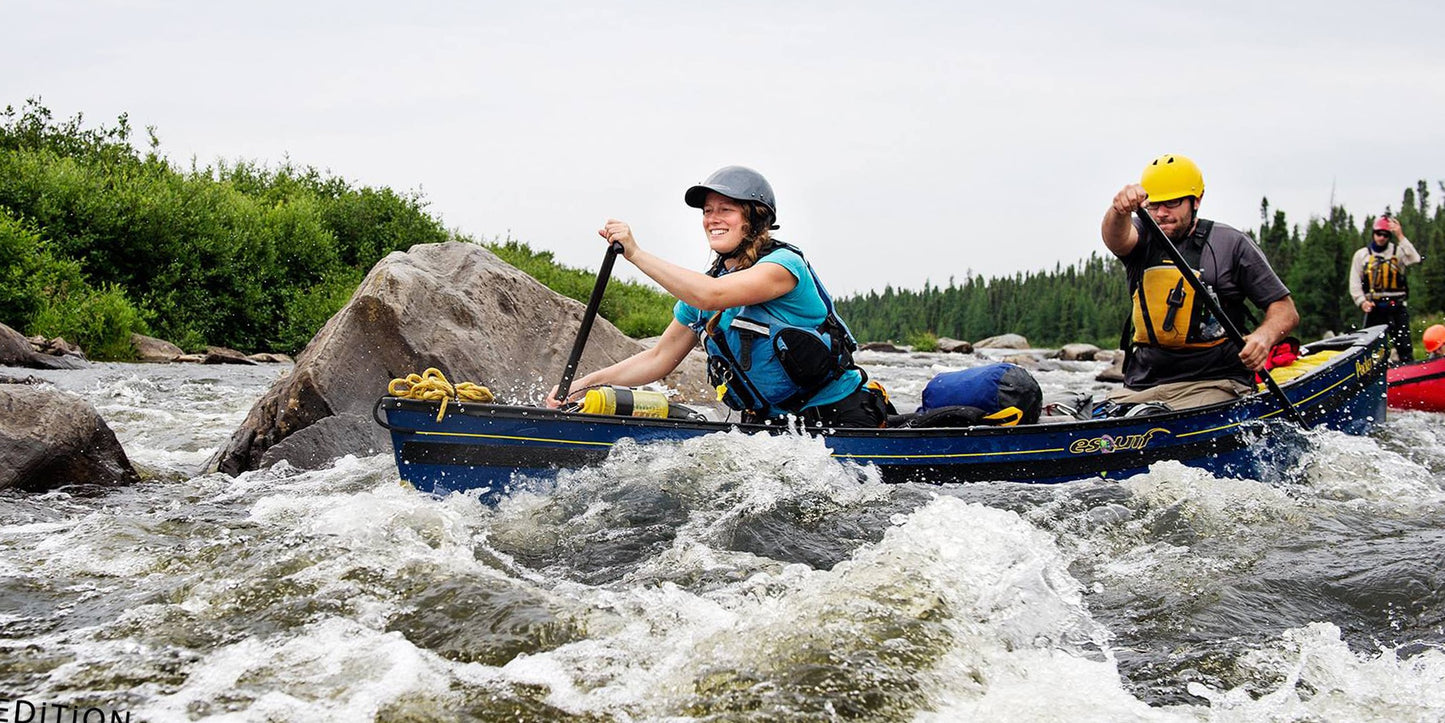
[
  {"xmin": 1134, "ymin": 207, "xmax": 1305, "ymax": 425},
  {"xmin": 553, "ymin": 241, "xmax": 625, "ymax": 405}
]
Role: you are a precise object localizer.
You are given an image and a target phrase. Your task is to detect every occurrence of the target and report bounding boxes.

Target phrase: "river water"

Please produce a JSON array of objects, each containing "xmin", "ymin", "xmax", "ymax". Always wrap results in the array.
[{"xmin": 1, "ymin": 352, "xmax": 1443, "ymax": 722}]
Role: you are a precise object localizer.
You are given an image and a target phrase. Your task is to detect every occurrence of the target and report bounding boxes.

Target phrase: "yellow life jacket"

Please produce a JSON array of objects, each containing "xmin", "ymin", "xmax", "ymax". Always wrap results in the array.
[
  {"xmin": 1362, "ymin": 252, "xmax": 1408, "ymax": 298},
  {"xmin": 1131, "ymin": 258, "xmax": 1229, "ymax": 350}
]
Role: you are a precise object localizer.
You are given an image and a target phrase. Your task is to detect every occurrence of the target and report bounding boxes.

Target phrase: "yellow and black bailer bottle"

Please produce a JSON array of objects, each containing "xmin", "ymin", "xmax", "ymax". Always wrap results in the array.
[{"xmin": 579, "ymin": 386, "xmax": 671, "ymax": 418}]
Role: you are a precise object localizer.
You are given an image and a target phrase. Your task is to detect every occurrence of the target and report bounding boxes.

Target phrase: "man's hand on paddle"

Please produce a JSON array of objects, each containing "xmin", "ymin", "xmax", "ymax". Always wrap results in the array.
[
  {"xmin": 1241, "ymin": 298, "xmax": 1300, "ymax": 372},
  {"xmin": 1102, "ymin": 184, "xmax": 1149, "ymax": 256},
  {"xmin": 1109, "ymin": 184, "xmax": 1150, "ymax": 216},
  {"xmin": 1239, "ymin": 330, "xmax": 1273, "ymax": 372}
]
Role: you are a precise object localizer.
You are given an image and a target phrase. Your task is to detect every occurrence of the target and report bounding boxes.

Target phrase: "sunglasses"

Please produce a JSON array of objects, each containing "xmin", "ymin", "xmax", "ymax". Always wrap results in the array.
[
  {"xmin": 1373, "ymin": 229, "xmax": 1392, "ymax": 236},
  {"xmin": 1150, "ymin": 198, "xmax": 1188, "ymax": 209}
]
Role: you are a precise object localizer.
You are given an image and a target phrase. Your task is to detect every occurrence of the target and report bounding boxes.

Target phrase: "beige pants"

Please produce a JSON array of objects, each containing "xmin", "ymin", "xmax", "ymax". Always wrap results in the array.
[{"xmin": 1106, "ymin": 378, "xmax": 1253, "ymax": 410}]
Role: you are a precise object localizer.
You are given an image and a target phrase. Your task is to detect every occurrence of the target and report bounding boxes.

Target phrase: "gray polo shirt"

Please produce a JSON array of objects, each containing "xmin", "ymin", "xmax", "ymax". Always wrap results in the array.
[{"xmin": 1121, "ymin": 217, "xmax": 1291, "ymax": 388}]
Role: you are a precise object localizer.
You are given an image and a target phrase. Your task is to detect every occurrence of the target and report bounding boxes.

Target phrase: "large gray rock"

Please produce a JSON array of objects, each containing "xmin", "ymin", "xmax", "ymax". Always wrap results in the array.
[
  {"xmin": 258, "ymin": 413, "xmax": 380, "ymax": 469},
  {"xmin": 0, "ymin": 323, "xmax": 88, "ymax": 370},
  {"xmin": 0, "ymin": 385, "xmax": 139, "ymax": 491},
  {"xmin": 1057, "ymin": 343, "xmax": 1101, "ymax": 361},
  {"xmin": 0, "ymin": 324, "xmax": 28, "ymax": 363},
  {"xmin": 202, "ymin": 346, "xmax": 259, "ymax": 366},
  {"xmin": 936, "ymin": 337, "xmax": 973, "ymax": 354},
  {"xmin": 974, "ymin": 333, "xmax": 1030, "ymax": 350},
  {"xmin": 130, "ymin": 333, "xmax": 184, "ymax": 362},
  {"xmin": 213, "ymin": 241, "xmax": 710, "ymax": 475}
]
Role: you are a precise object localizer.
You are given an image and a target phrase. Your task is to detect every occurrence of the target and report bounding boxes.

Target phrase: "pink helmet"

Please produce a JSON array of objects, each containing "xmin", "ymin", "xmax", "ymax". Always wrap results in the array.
[{"xmin": 1373, "ymin": 217, "xmax": 1392, "ymax": 232}]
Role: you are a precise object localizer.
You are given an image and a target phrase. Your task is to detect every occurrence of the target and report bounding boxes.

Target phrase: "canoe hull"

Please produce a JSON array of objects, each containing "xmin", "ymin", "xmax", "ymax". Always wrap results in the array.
[
  {"xmin": 378, "ymin": 328, "xmax": 1389, "ymax": 502},
  {"xmin": 1387, "ymin": 356, "xmax": 1445, "ymax": 412}
]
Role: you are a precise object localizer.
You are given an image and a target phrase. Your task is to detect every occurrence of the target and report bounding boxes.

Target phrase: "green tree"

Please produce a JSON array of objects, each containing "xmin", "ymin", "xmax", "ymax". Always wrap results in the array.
[
  {"xmin": 1284, "ymin": 206, "xmax": 1358, "ymax": 338},
  {"xmin": 1256, "ymin": 198, "xmax": 1299, "ymax": 283}
]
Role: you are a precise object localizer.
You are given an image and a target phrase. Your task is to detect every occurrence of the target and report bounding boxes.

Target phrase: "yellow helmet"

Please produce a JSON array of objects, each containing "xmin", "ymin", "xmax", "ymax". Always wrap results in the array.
[{"xmin": 1140, "ymin": 154, "xmax": 1204, "ymax": 203}]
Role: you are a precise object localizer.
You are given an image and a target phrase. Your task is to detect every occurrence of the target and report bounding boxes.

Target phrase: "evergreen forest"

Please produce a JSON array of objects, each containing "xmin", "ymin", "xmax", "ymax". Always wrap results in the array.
[
  {"xmin": 835, "ymin": 191, "xmax": 1445, "ymax": 348},
  {"xmin": 3, "ymin": 98, "xmax": 1442, "ymax": 359}
]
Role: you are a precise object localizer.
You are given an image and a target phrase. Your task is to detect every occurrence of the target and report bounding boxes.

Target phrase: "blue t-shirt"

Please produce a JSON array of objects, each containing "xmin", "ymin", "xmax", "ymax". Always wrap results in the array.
[{"xmin": 673, "ymin": 247, "xmax": 862, "ymax": 409}]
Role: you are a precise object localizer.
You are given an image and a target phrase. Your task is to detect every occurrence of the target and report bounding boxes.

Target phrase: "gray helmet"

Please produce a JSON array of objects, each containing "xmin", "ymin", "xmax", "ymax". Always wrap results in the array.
[{"xmin": 684, "ymin": 165, "xmax": 776, "ymax": 218}]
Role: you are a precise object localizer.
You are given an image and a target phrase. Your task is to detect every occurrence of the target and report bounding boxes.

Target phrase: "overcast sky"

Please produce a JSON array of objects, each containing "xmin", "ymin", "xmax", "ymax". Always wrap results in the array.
[{"xmin": 7, "ymin": 1, "xmax": 1445, "ymax": 296}]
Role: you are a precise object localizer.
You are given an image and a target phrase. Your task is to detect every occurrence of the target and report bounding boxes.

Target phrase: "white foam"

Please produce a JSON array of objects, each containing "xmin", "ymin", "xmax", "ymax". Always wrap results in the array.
[
  {"xmin": 1188, "ymin": 622, "xmax": 1445, "ymax": 721},
  {"xmin": 466, "ymin": 496, "xmax": 1128, "ymax": 719},
  {"xmin": 1298, "ymin": 428, "xmax": 1445, "ymax": 505},
  {"xmin": 7, "ymin": 361, "xmax": 1445, "ymax": 720},
  {"xmin": 136, "ymin": 617, "xmax": 487, "ymax": 722}
]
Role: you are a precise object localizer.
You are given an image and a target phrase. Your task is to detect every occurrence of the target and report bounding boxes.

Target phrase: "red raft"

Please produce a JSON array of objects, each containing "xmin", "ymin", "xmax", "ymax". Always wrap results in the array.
[{"xmin": 1387, "ymin": 356, "xmax": 1445, "ymax": 412}]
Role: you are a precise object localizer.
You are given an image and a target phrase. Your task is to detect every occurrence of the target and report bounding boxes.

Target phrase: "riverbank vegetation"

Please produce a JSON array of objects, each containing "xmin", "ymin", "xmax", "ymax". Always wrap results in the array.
[
  {"xmin": 4, "ymin": 99, "xmax": 1442, "ymax": 358},
  {"xmin": 0, "ymin": 99, "xmax": 674, "ymax": 358},
  {"xmin": 0, "ymin": 100, "xmax": 451, "ymax": 357},
  {"xmin": 483, "ymin": 237, "xmax": 673, "ymax": 339}
]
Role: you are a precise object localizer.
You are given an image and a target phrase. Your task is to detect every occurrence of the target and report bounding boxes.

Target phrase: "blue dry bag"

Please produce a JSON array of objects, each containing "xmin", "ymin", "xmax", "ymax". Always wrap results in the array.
[{"xmin": 919, "ymin": 362, "xmax": 1042, "ymax": 424}]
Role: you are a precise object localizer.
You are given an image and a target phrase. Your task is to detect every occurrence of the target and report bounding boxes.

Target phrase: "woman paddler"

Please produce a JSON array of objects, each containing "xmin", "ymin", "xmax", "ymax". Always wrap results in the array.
[{"xmin": 546, "ymin": 165, "xmax": 889, "ymax": 427}]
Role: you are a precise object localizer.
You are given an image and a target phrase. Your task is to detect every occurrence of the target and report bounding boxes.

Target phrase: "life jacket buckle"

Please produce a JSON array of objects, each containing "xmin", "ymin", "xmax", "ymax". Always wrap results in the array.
[
  {"xmin": 1162, "ymin": 278, "xmax": 1186, "ymax": 333},
  {"xmin": 729, "ymin": 317, "xmax": 769, "ymax": 371}
]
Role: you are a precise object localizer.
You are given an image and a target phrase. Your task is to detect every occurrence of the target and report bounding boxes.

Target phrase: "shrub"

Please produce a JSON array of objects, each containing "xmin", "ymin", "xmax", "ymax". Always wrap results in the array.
[
  {"xmin": 29, "ymin": 282, "xmax": 147, "ymax": 360},
  {"xmin": 0, "ymin": 209, "xmax": 147, "ymax": 358},
  {"xmin": 276, "ymin": 268, "xmax": 366, "ymax": 352},
  {"xmin": 905, "ymin": 330, "xmax": 939, "ymax": 352},
  {"xmin": 0, "ymin": 210, "xmax": 45, "ymax": 324},
  {"xmin": 1, "ymin": 101, "xmax": 459, "ymax": 355},
  {"xmin": 484, "ymin": 237, "xmax": 674, "ymax": 338}
]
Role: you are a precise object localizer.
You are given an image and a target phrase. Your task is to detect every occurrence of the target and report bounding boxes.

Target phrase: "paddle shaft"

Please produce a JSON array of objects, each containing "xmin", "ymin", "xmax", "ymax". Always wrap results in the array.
[
  {"xmin": 553, "ymin": 242, "xmax": 625, "ymax": 404},
  {"xmin": 1133, "ymin": 207, "xmax": 1305, "ymax": 424}
]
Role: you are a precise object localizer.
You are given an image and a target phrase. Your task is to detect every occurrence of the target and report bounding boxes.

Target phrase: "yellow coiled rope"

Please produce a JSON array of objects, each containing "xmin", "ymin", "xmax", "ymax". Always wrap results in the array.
[{"xmin": 388, "ymin": 367, "xmax": 494, "ymax": 421}]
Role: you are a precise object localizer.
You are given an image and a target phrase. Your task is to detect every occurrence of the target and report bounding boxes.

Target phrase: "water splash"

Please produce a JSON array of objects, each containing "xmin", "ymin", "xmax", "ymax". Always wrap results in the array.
[
  {"xmin": 1188, "ymin": 622, "xmax": 1445, "ymax": 722},
  {"xmin": 5, "ymin": 361, "xmax": 1445, "ymax": 720}
]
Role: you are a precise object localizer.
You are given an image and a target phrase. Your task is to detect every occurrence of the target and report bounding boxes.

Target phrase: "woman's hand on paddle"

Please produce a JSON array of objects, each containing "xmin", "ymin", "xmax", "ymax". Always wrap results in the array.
[
  {"xmin": 545, "ymin": 385, "xmax": 575, "ymax": 409},
  {"xmin": 599, "ymin": 219, "xmax": 638, "ymax": 260}
]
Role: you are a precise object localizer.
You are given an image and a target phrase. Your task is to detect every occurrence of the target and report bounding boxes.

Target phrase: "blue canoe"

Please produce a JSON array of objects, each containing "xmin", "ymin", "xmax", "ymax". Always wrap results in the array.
[{"xmin": 376, "ymin": 327, "xmax": 1389, "ymax": 503}]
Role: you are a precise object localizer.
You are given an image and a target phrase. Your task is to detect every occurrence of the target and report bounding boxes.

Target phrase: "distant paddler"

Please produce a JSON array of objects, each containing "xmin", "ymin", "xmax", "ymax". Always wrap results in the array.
[{"xmin": 1350, "ymin": 215, "xmax": 1422, "ymax": 363}]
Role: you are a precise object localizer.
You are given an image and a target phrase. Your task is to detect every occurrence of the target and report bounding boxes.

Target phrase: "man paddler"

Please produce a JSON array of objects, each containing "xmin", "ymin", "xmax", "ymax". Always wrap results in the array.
[{"xmin": 1100, "ymin": 153, "xmax": 1299, "ymax": 410}]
